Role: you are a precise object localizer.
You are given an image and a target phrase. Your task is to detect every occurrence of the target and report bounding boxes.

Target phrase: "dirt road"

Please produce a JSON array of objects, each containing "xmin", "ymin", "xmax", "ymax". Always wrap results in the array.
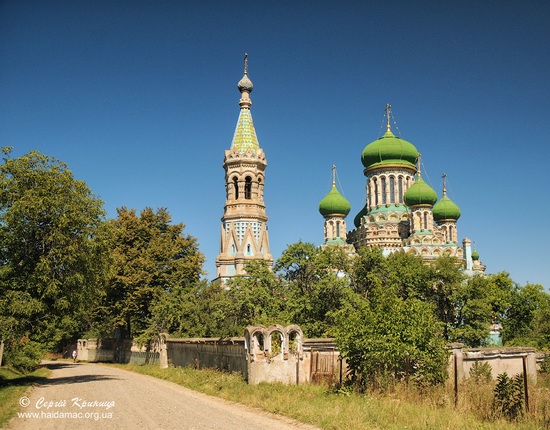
[{"xmin": 7, "ymin": 361, "xmax": 318, "ymax": 430}]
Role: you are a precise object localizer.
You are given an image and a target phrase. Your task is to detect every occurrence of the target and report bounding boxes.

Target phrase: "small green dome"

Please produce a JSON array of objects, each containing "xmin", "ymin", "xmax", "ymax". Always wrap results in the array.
[
  {"xmin": 471, "ymin": 250, "xmax": 480, "ymax": 261},
  {"xmin": 404, "ymin": 175, "xmax": 437, "ymax": 207},
  {"xmin": 432, "ymin": 194, "xmax": 461, "ymax": 221},
  {"xmin": 353, "ymin": 203, "xmax": 368, "ymax": 228},
  {"xmin": 361, "ymin": 129, "xmax": 419, "ymax": 171},
  {"xmin": 319, "ymin": 185, "xmax": 351, "ymax": 217}
]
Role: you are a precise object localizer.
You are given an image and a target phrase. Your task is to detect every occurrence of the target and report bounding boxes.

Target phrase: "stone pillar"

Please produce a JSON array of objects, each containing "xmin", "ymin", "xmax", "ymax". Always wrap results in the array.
[
  {"xmin": 462, "ymin": 238, "xmax": 473, "ymax": 271},
  {"xmin": 448, "ymin": 343, "xmax": 465, "ymax": 383},
  {"xmin": 159, "ymin": 333, "xmax": 169, "ymax": 369}
]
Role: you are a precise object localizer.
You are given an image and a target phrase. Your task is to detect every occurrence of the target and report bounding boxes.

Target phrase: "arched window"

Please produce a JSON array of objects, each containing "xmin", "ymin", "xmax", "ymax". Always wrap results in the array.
[
  {"xmin": 381, "ymin": 177, "xmax": 387, "ymax": 204},
  {"xmin": 398, "ymin": 177, "xmax": 403, "ymax": 204},
  {"xmin": 374, "ymin": 179, "xmax": 379, "ymax": 206},
  {"xmin": 423, "ymin": 212, "xmax": 428, "ymax": 230},
  {"xmin": 245, "ymin": 176, "xmax": 252, "ymax": 199},
  {"xmin": 336, "ymin": 221, "xmax": 340, "ymax": 237},
  {"xmin": 233, "ymin": 177, "xmax": 239, "ymax": 199},
  {"xmin": 389, "ymin": 177, "xmax": 395, "ymax": 204}
]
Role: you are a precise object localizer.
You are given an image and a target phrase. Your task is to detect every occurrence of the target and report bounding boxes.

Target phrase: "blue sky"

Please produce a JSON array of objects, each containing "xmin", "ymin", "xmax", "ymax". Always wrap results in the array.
[{"xmin": 1, "ymin": 1, "xmax": 549, "ymax": 288}]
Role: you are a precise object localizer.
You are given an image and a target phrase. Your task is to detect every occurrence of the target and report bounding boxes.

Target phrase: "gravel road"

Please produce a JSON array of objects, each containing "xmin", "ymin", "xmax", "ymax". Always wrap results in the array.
[{"xmin": 7, "ymin": 361, "xmax": 318, "ymax": 430}]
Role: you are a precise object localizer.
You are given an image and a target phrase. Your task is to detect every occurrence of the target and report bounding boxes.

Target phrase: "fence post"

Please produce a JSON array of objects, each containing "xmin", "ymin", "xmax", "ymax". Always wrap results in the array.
[
  {"xmin": 454, "ymin": 353, "xmax": 458, "ymax": 407},
  {"xmin": 522, "ymin": 355, "xmax": 530, "ymax": 413}
]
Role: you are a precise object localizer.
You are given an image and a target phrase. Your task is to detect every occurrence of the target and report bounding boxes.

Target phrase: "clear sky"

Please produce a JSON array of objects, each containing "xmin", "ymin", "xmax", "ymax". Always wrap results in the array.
[{"xmin": 1, "ymin": 1, "xmax": 549, "ymax": 288}]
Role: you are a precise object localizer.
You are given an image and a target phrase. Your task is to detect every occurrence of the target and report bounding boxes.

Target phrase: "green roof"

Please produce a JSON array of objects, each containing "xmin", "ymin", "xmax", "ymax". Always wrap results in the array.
[
  {"xmin": 404, "ymin": 175, "xmax": 437, "ymax": 207},
  {"xmin": 432, "ymin": 193, "xmax": 461, "ymax": 221},
  {"xmin": 361, "ymin": 130, "xmax": 419, "ymax": 171},
  {"xmin": 319, "ymin": 185, "xmax": 351, "ymax": 217},
  {"xmin": 231, "ymin": 108, "xmax": 259, "ymax": 153}
]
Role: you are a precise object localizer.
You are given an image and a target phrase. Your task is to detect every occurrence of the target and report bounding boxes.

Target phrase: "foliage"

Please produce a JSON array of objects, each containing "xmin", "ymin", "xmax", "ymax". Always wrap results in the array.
[
  {"xmin": 469, "ymin": 361, "xmax": 493, "ymax": 383},
  {"xmin": 103, "ymin": 207, "xmax": 204, "ymax": 340},
  {"xmin": 502, "ymin": 283, "xmax": 549, "ymax": 347},
  {"xmin": 2, "ymin": 339, "xmax": 44, "ymax": 373},
  {"xmin": 333, "ymin": 286, "xmax": 448, "ymax": 391},
  {"xmin": 0, "ymin": 149, "xmax": 110, "ymax": 366},
  {"xmin": 540, "ymin": 353, "xmax": 550, "ymax": 374},
  {"xmin": 493, "ymin": 372, "xmax": 524, "ymax": 421}
]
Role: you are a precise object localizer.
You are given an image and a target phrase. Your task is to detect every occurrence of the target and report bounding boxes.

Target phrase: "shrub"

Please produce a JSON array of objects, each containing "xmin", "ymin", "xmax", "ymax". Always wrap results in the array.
[
  {"xmin": 4, "ymin": 340, "xmax": 44, "ymax": 373},
  {"xmin": 493, "ymin": 372, "xmax": 524, "ymax": 421},
  {"xmin": 469, "ymin": 361, "xmax": 492, "ymax": 383}
]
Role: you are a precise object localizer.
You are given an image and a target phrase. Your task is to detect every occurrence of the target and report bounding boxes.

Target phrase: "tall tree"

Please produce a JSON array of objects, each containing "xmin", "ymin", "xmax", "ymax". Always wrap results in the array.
[
  {"xmin": 104, "ymin": 207, "xmax": 204, "ymax": 339},
  {"xmin": 0, "ymin": 148, "xmax": 109, "ymax": 367}
]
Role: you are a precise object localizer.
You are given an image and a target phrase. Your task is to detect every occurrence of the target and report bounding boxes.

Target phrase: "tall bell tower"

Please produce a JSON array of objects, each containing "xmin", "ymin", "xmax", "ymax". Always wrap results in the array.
[{"xmin": 215, "ymin": 55, "xmax": 273, "ymax": 282}]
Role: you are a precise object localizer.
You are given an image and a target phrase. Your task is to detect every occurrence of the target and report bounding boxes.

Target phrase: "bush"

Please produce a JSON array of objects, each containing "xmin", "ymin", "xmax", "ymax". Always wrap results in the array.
[
  {"xmin": 493, "ymin": 372, "xmax": 524, "ymax": 421},
  {"xmin": 469, "ymin": 361, "xmax": 492, "ymax": 383},
  {"xmin": 4, "ymin": 339, "xmax": 44, "ymax": 373},
  {"xmin": 539, "ymin": 353, "xmax": 550, "ymax": 374}
]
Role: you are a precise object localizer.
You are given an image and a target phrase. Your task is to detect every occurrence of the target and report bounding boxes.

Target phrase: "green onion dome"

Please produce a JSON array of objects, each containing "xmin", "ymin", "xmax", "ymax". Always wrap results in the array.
[
  {"xmin": 404, "ymin": 175, "xmax": 437, "ymax": 207},
  {"xmin": 471, "ymin": 250, "xmax": 480, "ymax": 261},
  {"xmin": 319, "ymin": 185, "xmax": 351, "ymax": 217},
  {"xmin": 353, "ymin": 203, "xmax": 368, "ymax": 228},
  {"xmin": 361, "ymin": 129, "xmax": 419, "ymax": 171},
  {"xmin": 432, "ymin": 193, "xmax": 461, "ymax": 221}
]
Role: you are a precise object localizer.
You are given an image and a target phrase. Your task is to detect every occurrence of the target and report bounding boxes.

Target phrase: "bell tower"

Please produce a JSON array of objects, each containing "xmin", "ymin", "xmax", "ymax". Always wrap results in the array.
[{"xmin": 215, "ymin": 55, "xmax": 273, "ymax": 282}]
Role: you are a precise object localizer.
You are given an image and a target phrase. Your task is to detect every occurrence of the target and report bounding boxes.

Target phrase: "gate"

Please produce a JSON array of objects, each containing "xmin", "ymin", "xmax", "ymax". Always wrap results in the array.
[{"xmin": 310, "ymin": 348, "xmax": 339, "ymax": 384}]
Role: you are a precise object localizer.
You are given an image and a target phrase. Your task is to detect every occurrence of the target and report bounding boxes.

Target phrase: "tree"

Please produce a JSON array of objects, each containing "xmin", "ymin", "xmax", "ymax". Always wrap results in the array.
[
  {"xmin": 333, "ymin": 286, "xmax": 448, "ymax": 391},
  {"xmin": 103, "ymin": 207, "xmax": 204, "ymax": 340},
  {"xmin": 426, "ymin": 256, "xmax": 465, "ymax": 341},
  {"xmin": 0, "ymin": 149, "xmax": 109, "ymax": 368},
  {"xmin": 502, "ymin": 283, "xmax": 549, "ymax": 346}
]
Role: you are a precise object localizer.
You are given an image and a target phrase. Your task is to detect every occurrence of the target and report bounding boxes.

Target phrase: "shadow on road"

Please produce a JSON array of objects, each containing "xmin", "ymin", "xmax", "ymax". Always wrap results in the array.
[
  {"xmin": 38, "ymin": 373, "xmax": 121, "ymax": 386},
  {"xmin": 0, "ymin": 361, "xmax": 121, "ymax": 389}
]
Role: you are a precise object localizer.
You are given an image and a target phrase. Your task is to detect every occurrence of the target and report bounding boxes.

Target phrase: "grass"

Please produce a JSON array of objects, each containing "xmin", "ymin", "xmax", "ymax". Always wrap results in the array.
[
  {"xmin": 111, "ymin": 364, "xmax": 550, "ymax": 430},
  {"xmin": 0, "ymin": 366, "xmax": 51, "ymax": 428}
]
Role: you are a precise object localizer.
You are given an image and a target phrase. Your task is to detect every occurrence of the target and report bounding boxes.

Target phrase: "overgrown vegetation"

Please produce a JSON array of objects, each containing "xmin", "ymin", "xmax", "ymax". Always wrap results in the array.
[{"xmin": 114, "ymin": 363, "xmax": 550, "ymax": 430}]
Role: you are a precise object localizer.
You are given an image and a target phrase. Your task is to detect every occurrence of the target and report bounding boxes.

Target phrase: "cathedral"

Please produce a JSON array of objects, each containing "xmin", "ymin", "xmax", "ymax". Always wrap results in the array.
[
  {"xmin": 216, "ymin": 57, "xmax": 485, "ymax": 282},
  {"xmin": 320, "ymin": 105, "xmax": 486, "ymax": 275}
]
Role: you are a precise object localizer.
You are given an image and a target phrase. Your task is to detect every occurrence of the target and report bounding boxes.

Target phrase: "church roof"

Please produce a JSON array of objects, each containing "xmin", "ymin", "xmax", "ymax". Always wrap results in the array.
[
  {"xmin": 319, "ymin": 185, "xmax": 351, "ymax": 217},
  {"xmin": 230, "ymin": 54, "xmax": 260, "ymax": 153},
  {"xmin": 404, "ymin": 174, "xmax": 438, "ymax": 207},
  {"xmin": 231, "ymin": 108, "xmax": 259, "ymax": 153}
]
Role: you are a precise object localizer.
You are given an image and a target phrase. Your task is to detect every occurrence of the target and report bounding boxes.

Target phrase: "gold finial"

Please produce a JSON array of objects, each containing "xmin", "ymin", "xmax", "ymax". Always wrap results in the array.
[
  {"xmin": 442, "ymin": 173, "xmax": 447, "ymax": 194},
  {"xmin": 332, "ymin": 164, "xmax": 336, "ymax": 187},
  {"xmin": 385, "ymin": 103, "xmax": 392, "ymax": 133},
  {"xmin": 244, "ymin": 53, "xmax": 248, "ymax": 75},
  {"xmin": 416, "ymin": 153, "xmax": 422, "ymax": 175}
]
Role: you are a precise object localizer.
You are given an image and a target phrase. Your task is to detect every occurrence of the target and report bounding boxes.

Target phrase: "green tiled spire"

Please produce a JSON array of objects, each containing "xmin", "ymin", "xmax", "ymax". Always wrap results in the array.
[
  {"xmin": 231, "ymin": 108, "xmax": 259, "ymax": 152},
  {"xmin": 230, "ymin": 53, "xmax": 259, "ymax": 153}
]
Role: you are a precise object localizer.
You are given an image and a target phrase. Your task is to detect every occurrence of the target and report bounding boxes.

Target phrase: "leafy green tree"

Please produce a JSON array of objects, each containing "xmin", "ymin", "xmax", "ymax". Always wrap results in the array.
[
  {"xmin": 451, "ymin": 275, "xmax": 493, "ymax": 346},
  {"xmin": 502, "ymin": 283, "xmax": 548, "ymax": 346},
  {"xmin": 0, "ymin": 148, "xmax": 109, "ymax": 369},
  {"xmin": 276, "ymin": 243, "xmax": 353, "ymax": 337},
  {"xmin": 426, "ymin": 256, "xmax": 465, "ymax": 341},
  {"xmin": 104, "ymin": 207, "xmax": 204, "ymax": 339},
  {"xmin": 333, "ymin": 286, "xmax": 448, "ymax": 391}
]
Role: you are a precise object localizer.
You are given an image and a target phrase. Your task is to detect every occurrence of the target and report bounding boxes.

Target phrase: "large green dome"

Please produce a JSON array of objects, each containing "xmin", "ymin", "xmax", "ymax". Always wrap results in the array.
[
  {"xmin": 432, "ymin": 193, "xmax": 461, "ymax": 221},
  {"xmin": 404, "ymin": 175, "xmax": 437, "ymax": 207},
  {"xmin": 319, "ymin": 186, "xmax": 351, "ymax": 217},
  {"xmin": 471, "ymin": 250, "xmax": 480, "ymax": 261},
  {"xmin": 361, "ymin": 129, "xmax": 419, "ymax": 171}
]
